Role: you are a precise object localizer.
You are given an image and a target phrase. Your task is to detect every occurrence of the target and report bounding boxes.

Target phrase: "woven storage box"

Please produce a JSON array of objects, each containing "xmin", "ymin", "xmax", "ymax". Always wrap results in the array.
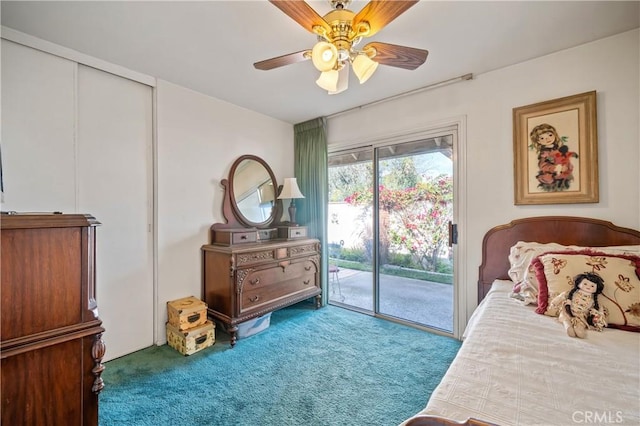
[
  {"xmin": 166, "ymin": 320, "xmax": 215, "ymax": 356},
  {"xmin": 167, "ymin": 296, "xmax": 208, "ymax": 331}
]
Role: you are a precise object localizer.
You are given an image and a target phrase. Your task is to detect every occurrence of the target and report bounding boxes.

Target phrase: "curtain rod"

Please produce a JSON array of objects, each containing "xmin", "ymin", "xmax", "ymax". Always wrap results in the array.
[{"xmin": 326, "ymin": 73, "xmax": 473, "ymax": 119}]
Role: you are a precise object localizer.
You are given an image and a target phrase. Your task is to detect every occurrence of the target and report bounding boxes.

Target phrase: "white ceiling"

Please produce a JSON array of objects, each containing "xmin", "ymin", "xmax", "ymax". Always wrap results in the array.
[{"xmin": 2, "ymin": 1, "xmax": 638, "ymax": 124}]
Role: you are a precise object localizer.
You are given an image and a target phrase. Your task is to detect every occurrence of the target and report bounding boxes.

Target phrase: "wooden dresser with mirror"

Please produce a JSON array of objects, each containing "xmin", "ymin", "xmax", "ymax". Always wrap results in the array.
[{"xmin": 202, "ymin": 155, "xmax": 321, "ymax": 346}]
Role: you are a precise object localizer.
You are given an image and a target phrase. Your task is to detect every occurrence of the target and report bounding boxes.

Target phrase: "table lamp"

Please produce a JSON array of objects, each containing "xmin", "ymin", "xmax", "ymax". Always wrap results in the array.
[{"xmin": 277, "ymin": 178, "xmax": 305, "ymax": 225}]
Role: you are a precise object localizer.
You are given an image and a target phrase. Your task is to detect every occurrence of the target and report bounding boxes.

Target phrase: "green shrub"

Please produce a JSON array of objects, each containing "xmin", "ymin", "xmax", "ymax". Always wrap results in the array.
[
  {"xmin": 330, "ymin": 259, "xmax": 372, "ymax": 272},
  {"xmin": 381, "ymin": 266, "xmax": 453, "ymax": 285},
  {"xmin": 435, "ymin": 261, "xmax": 453, "ymax": 274},
  {"xmin": 327, "ymin": 243, "xmax": 342, "ymax": 259},
  {"xmin": 340, "ymin": 247, "xmax": 367, "ymax": 262},
  {"xmin": 386, "ymin": 252, "xmax": 420, "ymax": 269}
]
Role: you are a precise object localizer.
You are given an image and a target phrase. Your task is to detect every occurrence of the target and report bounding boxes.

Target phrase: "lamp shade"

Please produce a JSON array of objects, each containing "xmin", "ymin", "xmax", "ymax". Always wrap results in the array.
[
  {"xmin": 278, "ymin": 178, "xmax": 305, "ymax": 199},
  {"xmin": 328, "ymin": 63, "xmax": 349, "ymax": 95},
  {"xmin": 352, "ymin": 54, "xmax": 379, "ymax": 84},
  {"xmin": 316, "ymin": 70, "xmax": 339, "ymax": 92},
  {"xmin": 311, "ymin": 41, "xmax": 338, "ymax": 72}
]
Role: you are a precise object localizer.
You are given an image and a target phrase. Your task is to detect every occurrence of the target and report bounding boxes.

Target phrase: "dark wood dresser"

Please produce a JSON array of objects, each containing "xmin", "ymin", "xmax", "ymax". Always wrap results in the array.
[
  {"xmin": 202, "ymin": 238, "xmax": 321, "ymax": 346},
  {"xmin": 1, "ymin": 213, "xmax": 106, "ymax": 426}
]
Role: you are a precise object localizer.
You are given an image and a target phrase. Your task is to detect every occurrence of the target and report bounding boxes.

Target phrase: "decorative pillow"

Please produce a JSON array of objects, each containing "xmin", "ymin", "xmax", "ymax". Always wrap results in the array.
[
  {"xmin": 508, "ymin": 242, "xmax": 566, "ymax": 284},
  {"xmin": 533, "ymin": 250, "xmax": 640, "ymax": 332},
  {"xmin": 507, "ymin": 242, "xmax": 639, "ymax": 306},
  {"xmin": 508, "ymin": 242, "xmax": 569, "ymax": 304}
]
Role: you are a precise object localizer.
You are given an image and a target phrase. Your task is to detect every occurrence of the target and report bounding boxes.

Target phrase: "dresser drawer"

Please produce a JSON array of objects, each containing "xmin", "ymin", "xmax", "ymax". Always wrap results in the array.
[
  {"xmin": 288, "ymin": 242, "xmax": 318, "ymax": 259},
  {"xmin": 239, "ymin": 259, "xmax": 316, "ymax": 291},
  {"xmin": 278, "ymin": 226, "xmax": 307, "ymax": 239},
  {"xmin": 235, "ymin": 248, "xmax": 276, "ymax": 266},
  {"xmin": 240, "ymin": 274, "xmax": 317, "ymax": 313},
  {"xmin": 213, "ymin": 229, "xmax": 257, "ymax": 245}
]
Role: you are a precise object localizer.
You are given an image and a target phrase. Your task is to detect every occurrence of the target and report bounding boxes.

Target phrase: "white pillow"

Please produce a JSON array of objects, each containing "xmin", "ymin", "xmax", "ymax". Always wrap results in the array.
[{"xmin": 507, "ymin": 241, "xmax": 639, "ymax": 305}]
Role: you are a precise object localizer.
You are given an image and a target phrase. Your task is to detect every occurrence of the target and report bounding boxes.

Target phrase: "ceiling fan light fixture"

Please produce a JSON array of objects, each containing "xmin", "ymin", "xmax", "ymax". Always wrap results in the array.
[
  {"xmin": 328, "ymin": 63, "xmax": 349, "ymax": 95},
  {"xmin": 316, "ymin": 69, "xmax": 339, "ymax": 92},
  {"xmin": 258, "ymin": 0, "xmax": 427, "ymax": 94},
  {"xmin": 352, "ymin": 53, "xmax": 378, "ymax": 84},
  {"xmin": 311, "ymin": 41, "xmax": 338, "ymax": 72},
  {"xmin": 337, "ymin": 48, "xmax": 350, "ymax": 62}
]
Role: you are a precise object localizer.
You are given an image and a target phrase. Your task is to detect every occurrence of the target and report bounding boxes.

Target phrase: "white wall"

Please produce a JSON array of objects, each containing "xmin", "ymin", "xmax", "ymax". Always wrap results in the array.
[
  {"xmin": 326, "ymin": 29, "xmax": 640, "ymax": 324},
  {"xmin": 155, "ymin": 80, "xmax": 294, "ymax": 344}
]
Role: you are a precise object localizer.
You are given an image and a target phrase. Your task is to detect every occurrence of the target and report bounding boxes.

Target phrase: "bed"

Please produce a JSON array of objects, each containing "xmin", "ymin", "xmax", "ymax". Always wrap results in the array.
[{"xmin": 402, "ymin": 216, "xmax": 640, "ymax": 426}]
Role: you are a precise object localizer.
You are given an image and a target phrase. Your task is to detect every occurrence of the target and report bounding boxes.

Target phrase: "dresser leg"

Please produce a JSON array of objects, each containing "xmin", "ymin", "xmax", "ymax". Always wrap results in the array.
[
  {"xmin": 229, "ymin": 326, "xmax": 238, "ymax": 347},
  {"xmin": 314, "ymin": 294, "xmax": 322, "ymax": 309}
]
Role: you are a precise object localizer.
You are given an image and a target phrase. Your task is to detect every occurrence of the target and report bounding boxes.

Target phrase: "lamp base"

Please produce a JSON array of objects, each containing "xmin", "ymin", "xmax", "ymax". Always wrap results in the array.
[{"xmin": 288, "ymin": 204, "xmax": 297, "ymax": 226}]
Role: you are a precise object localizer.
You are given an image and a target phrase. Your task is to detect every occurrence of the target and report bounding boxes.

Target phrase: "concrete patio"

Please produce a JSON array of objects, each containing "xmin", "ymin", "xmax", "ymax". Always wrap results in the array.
[{"xmin": 328, "ymin": 267, "xmax": 454, "ymax": 332}]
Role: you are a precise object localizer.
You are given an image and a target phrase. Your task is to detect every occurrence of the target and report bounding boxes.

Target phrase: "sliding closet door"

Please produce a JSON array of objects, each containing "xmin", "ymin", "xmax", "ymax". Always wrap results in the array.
[
  {"xmin": 0, "ymin": 39, "xmax": 76, "ymax": 211},
  {"xmin": 77, "ymin": 65, "xmax": 154, "ymax": 360},
  {"xmin": 2, "ymin": 40, "xmax": 154, "ymax": 361}
]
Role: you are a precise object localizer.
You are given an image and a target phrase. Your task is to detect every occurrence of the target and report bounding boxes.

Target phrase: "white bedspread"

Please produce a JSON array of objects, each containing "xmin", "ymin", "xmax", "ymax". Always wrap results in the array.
[{"xmin": 405, "ymin": 280, "xmax": 640, "ymax": 426}]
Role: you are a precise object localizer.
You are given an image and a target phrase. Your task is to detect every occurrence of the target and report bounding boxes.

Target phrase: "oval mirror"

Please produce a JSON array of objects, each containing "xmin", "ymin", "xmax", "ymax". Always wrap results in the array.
[{"xmin": 229, "ymin": 155, "xmax": 278, "ymax": 228}]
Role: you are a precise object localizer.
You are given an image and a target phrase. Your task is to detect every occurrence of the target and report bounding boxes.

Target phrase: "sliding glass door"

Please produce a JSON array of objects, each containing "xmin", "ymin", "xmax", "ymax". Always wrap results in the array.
[
  {"xmin": 328, "ymin": 133, "xmax": 455, "ymax": 333},
  {"xmin": 327, "ymin": 147, "xmax": 374, "ymax": 311}
]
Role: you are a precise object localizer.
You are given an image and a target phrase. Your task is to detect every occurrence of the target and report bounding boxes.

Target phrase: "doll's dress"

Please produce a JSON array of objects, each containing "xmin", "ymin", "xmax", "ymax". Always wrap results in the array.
[{"xmin": 550, "ymin": 289, "xmax": 606, "ymax": 332}]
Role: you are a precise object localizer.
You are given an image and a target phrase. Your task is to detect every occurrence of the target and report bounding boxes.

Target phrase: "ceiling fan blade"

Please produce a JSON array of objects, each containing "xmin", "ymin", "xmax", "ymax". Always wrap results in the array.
[
  {"xmin": 353, "ymin": 1, "xmax": 419, "ymax": 37},
  {"xmin": 269, "ymin": 0, "xmax": 332, "ymax": 35},
  {"xmin": 365, "ymin": 42, "xmax": 428, "ymax": 70},
  {"xmin": 254, "ymin": 50, "xmax": 310, "ymax": 71}
]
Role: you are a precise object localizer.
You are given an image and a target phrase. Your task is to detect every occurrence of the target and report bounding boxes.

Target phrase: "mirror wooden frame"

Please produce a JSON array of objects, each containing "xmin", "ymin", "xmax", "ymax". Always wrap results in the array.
[{"xmin": 214, "ymin": 155, "xmax": 282, "ymax": 230}]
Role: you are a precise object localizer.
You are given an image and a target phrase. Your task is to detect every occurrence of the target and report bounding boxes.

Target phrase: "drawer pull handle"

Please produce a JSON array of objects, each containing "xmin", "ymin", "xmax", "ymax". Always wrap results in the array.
[
  {"xmin": 187, "ymin": 313, "xmax": 201, "ymax": 323},
  {"xmin": 304, "ymin": 266, "xmax": 311, "ymax": 271},
  {"xmin": 249, "ymin": 295, "xmax": 260, "ymax": 302},
  {"xmin": 303, "ymin": 279, "xmax": 310, "ymax": 285},
  {"xmin": 279, "ymin": 260, "xmax": 290, "ymax": 270},
  {"xmin": 195, "ymin": 336, "xmax": 207, "ymax": 345},
  {"xmin": 250, "ymin": 278, "xmax": 260, "ymax": 285},
  {"xmin": 240, "ymin": 235, "xmax": 247, "ymax": 240}
]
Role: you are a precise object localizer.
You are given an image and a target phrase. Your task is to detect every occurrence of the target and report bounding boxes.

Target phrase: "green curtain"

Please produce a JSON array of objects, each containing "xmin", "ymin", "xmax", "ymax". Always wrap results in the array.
[{"xmin": 293, "ymin": 117, "xmax": 329, "ymax": 306}]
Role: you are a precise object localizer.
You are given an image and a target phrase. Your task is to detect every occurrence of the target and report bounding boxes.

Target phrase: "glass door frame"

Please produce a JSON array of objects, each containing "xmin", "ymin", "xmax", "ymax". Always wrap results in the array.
[{"xmin": 328, "ymin": 117, "xmax": 467, "ymax": 338}]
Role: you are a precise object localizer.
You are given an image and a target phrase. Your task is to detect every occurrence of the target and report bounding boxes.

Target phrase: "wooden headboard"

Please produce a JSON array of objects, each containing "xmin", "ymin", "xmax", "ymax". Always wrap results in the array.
[{"xmin": 477, "ymin": 216, "xmax": 640, "ymax": 303}]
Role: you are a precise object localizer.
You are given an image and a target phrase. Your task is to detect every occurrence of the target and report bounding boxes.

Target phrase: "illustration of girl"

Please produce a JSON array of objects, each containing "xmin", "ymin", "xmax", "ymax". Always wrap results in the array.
[{"xmin": 529, "ymin": 123, "xmax": 578, "ymax": 191}]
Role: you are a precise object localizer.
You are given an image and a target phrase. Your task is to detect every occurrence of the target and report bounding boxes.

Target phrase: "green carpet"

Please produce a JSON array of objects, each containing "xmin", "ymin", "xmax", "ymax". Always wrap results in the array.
[{"xmin": 99, "ymin": 303, "xmax": 460, "ymax": 426}]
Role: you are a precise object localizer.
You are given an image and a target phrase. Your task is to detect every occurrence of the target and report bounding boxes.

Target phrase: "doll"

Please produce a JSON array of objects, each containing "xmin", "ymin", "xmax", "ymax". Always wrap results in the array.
[{"xmin": 549, "ymin": 272, "xmax": 607, "ymax": 338}]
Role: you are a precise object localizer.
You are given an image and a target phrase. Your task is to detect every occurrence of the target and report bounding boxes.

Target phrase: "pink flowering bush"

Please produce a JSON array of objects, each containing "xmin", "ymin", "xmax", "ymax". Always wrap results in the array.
[{"xmin": 345, "ymin": 175, "xmax": 453, "ymax": 271}]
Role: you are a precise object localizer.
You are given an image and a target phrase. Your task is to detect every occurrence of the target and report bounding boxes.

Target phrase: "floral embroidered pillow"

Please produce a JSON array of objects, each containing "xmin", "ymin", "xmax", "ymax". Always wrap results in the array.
[{"xmin": 532, "ymin": 250, "xmax": 640, "ymax": 332}]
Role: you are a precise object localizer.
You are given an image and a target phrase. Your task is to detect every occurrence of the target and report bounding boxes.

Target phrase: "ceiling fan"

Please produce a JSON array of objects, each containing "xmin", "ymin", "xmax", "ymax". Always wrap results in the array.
[{"xmin": 254, "ymin": 0, "xmax": 429, "ymax": 94}]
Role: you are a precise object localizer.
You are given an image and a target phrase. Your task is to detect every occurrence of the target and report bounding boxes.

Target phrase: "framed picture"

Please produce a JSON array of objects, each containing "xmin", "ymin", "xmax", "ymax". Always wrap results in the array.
[{"xmin": 513, "ymin": 91, "xmax": 598, "ymax": 205}]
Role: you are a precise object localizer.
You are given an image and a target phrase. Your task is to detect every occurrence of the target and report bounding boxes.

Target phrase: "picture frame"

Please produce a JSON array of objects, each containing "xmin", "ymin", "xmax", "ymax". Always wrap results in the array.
[{"xmin": 513, "ymin": 91, "xmax": 598, "ymax": 205}]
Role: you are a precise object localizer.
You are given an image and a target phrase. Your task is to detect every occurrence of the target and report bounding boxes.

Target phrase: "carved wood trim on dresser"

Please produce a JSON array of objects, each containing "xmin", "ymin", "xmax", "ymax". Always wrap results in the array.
[
  {"xmin": 1, "ymin": 213, "xmax": 105, "ymax": 425},
  {"xmin": 202, "ymin": 238, "xmax": 321, "ymax": 347}
]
